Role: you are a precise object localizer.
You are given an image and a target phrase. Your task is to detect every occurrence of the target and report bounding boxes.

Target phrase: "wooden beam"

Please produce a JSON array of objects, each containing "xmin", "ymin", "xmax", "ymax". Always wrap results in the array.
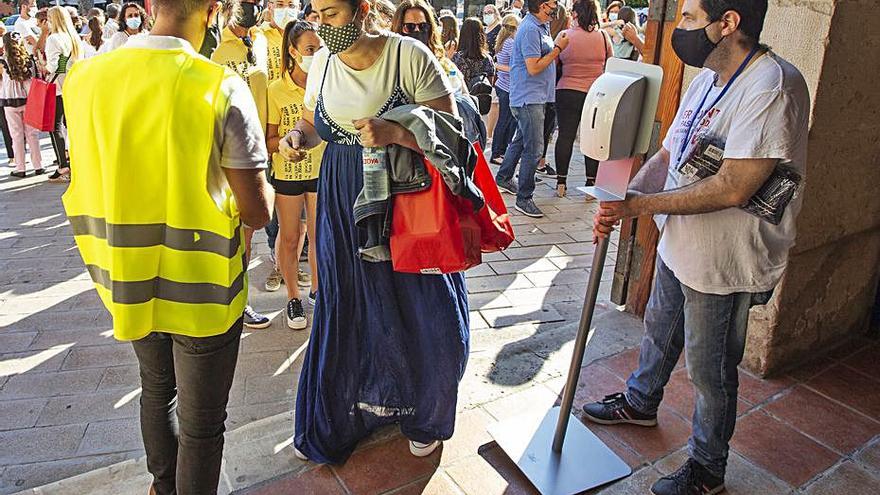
[{"xmin": 624, "ymin": 0, "xmax": 686, "ymax": 316}]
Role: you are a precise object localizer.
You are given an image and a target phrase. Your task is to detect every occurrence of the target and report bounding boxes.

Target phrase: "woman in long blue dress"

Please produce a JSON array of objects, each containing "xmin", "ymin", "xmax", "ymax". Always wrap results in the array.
[{"xmin": 279, "ymin": 0, "xmax": 470, "ymax": 464}]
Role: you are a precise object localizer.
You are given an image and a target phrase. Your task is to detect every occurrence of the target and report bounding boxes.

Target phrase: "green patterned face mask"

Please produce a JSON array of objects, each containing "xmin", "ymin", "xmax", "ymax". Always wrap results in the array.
[{"xmin": 317, "ymin": 20, "xmax": 362, "ymax": 54}]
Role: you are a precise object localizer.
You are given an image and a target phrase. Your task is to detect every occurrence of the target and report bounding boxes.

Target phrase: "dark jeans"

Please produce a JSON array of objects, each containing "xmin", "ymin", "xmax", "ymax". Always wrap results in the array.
[
  {"xmin": 541, "ymin": 102, "xmax": 555, "ymax": 159},
  {"xmin": 131, "ymin": 319, "xmax": 243, "ymax": 495},
  {"xmin": 496, "ymin": 103, "xmax": 544, "ymax": 203},
  {"xmin": 49, "ymin": 95, "xmax": 68, "ymax": 169},
  {"xmin": 554, "ymin": 89, "xmax": 598, "ymax": 185},
  {"xmin": 625, "ymin": 258, "xmax": 772, "ymax": 478},
  {"xmin": 491, "ymin": 87, "xmax": 517, "ymax": 160},
  {"xmin": 0, "ymin": 105, "xmax": 13, "ymax": 159}
]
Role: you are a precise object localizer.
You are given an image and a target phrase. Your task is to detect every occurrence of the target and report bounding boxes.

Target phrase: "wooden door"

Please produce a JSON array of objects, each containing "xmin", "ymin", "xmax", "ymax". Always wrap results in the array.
[{"xmin": 609, "ymin": 0, "xmax": 685, "ymax": 316}]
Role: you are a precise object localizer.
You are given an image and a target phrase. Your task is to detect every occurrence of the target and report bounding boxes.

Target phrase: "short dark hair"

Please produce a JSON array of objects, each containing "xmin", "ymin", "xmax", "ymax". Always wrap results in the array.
[
  {"xmin": 152, "ymin": 0, "xmax": 237, "ymax": 18},
  {"xmin": 700, "ymin": 0, "xmax": 767, "ymax": 44},
  {"xmin": 106, "ymin": 3, "xmax": 120, "ymax": 18},
  {"xmin": 527, "ymin": 0, "xmax": 550, "ymax": 15}
]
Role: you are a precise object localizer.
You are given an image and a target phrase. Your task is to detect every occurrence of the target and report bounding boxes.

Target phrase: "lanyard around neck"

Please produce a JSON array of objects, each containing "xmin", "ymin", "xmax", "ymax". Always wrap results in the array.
[{"xmin": 676, "ymin": 45, "xmax": 760, "ymax": 165}]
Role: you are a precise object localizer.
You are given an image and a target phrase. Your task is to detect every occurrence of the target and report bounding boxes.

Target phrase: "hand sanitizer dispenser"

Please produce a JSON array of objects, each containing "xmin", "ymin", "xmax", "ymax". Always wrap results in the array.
[
  {"xmin": 577, "ymin": 58, "xmax": 664, "ymax": 201},
  {"xmin": 580, "ymin": 72, "xmax": 647, "ymax": 161}
]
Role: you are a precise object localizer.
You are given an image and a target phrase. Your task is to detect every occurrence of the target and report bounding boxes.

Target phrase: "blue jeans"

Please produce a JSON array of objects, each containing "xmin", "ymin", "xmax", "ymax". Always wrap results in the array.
[
  {"xmin": 495, "ymin": 103, "xmax": 544, "ymax": 203},
  {"xmin": 625, "ymin": 257, "xmax": 772, "ymax": 478},
  {"xmin": 491, "ymin": 87, "xmax": 516, "ymax": 160}
]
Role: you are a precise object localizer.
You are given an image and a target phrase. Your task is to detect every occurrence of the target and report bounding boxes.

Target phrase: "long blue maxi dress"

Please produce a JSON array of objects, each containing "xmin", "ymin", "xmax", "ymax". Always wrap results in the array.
[{"xmin": 294, "ymin": 39, "xmax": 471, "ymax": 465}]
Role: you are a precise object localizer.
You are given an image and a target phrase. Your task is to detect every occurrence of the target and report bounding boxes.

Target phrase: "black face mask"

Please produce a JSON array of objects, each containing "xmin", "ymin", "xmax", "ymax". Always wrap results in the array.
[
  {"xmin": 671, "ymin": 23, "xmax": 719, "ymax": 68},
  {"xmin": 238, "ymin": 2, "xmax": 262, "ymax": 29},
  {"xmin": 405, "ymin": 30, "xmax": 431, "ymax": 48}
]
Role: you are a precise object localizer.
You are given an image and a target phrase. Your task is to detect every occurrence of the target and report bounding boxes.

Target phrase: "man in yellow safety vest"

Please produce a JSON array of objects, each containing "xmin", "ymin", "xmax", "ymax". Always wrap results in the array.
[{"xmin": 61, "ymin": 0, "xmax": 273, "ymax": 492}]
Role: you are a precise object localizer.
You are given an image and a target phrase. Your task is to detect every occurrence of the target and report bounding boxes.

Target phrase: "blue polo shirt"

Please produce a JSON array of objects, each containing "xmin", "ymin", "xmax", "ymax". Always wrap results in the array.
[{"xmin": 509, "ymin": 13, "xmax": 556, "ymax": 107}]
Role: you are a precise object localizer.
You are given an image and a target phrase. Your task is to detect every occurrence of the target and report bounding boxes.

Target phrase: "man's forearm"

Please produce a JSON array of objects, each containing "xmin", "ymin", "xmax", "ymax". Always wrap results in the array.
[
  {"xmin": 635, "ymin": 175, "xmax": 741, "ymax": 216},
  {"xmin": 629, "ymin": 148, "xmax": 670, "ymax": 194}
]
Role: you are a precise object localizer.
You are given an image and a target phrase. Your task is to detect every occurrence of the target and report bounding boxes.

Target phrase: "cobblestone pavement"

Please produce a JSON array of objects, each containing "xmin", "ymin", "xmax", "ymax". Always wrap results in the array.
[
  {"xmin": 0, "ymin": 140, "xmax": 642, "ymax": 493},
  {"xmin": 3, "ymin": 140, "xmax": 877, "ymax": 495}
]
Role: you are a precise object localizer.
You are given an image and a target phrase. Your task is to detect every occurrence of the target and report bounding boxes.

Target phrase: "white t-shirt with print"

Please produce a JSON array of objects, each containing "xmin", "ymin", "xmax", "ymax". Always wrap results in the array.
[
  {"xmin": 303, "ymin": 34, "xmax": 453, "ymax": 134},
  {"xmin": 657, "ymin": 51, "xmax": 810, "ymax": 295},
  {"xmin": 14, "ymin": 16, "xmax": 40, "ymax": 55}
]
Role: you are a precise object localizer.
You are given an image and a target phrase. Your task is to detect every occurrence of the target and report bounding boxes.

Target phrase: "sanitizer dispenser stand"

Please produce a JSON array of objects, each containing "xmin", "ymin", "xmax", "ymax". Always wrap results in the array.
[{"xmin": 488, "ymin": 58, "xmax": 664, "ymax": 495}]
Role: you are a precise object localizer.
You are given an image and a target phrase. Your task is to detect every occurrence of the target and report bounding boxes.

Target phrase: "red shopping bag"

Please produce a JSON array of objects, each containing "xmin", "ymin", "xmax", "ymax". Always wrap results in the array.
[
  {"xmin": 390, "ymin": 159, "xmax": 481, "ymax": 274},
  {"xmin": 24, "ymin": 78, "xmax": 57, "ymax": 132},
  {"xmin": 471, "ymin": 142, "xmax": 515, "ymax": 252}
]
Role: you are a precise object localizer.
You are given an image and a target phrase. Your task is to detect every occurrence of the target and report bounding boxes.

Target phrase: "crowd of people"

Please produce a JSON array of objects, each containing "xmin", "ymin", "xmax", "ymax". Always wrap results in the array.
[{"xmin": 18, "ymin": 1, "xmax": 810, "ymax": 495}]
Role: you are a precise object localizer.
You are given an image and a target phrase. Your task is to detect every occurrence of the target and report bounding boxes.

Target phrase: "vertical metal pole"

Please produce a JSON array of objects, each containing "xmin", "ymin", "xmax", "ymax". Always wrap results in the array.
[{"xmin": 552, "ymin": 236, "xmax": 611, "ymax": 453}]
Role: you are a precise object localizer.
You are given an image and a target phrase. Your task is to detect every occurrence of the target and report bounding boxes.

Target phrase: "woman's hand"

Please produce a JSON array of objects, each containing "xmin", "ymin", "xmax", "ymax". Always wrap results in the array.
[
  {"xmin": 279, "ymin": 129, "xmax": 308, "ymax": 162},
  {"xmin": 352, "ymin": 118, "xmax": 404, "ymax": 148}
]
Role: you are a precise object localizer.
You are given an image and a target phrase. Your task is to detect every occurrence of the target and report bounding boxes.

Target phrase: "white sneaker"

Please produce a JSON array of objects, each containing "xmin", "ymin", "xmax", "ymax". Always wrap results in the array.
[{"xmin": 409, "ymin": 440, "xmax": 441, "ymax": 457}]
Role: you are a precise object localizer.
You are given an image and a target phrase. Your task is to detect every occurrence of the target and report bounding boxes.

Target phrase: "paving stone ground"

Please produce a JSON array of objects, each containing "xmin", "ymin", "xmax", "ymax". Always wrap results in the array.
[{"xmin": 3, "ymin": 138, "xmax": 878, "ymax": 495}]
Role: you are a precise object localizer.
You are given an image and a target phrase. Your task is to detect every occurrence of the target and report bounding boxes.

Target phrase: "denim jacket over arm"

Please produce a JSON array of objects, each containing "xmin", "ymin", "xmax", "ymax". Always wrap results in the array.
[{"xmin": 353, "ymin": 104, "xmax": 485, "ymax": 262}]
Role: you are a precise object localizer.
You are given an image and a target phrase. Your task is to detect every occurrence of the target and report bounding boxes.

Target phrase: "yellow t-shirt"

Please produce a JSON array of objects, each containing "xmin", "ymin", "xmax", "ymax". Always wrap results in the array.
[
  {"xmin": 211, "ymin": 26, "xmax": 269, "ymax": 129},
  {"xmin": 268, "ymin": 74, "xmax": 325, "ymax": 181},
  {"xmin": 261, "ymin": 25, "xmax": 284, "ymax": 84}
]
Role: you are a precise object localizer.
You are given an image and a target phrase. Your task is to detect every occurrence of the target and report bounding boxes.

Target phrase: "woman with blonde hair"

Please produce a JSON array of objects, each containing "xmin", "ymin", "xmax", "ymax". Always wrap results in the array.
[
  {"xmin": 45, "ymin": 6, "xmax": 82, "ymax": 182},
  {"xmin": 489, "ymin": 13, "xmax": 520, "ymax": 164}
]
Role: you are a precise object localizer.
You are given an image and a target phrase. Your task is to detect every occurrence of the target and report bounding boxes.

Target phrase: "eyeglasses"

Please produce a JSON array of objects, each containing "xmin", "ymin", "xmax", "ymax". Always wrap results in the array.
[{"xmin": 402, "ymin": 22, "xmax": 429, "ymax": 34}]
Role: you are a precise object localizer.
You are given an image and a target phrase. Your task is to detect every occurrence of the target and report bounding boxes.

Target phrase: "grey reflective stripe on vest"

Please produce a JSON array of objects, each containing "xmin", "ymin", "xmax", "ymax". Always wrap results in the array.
[
  {"xmin": 86, "ymin": 264, "xmax": 245, "ymax": 305},
  {"xmin": 69, "ymin": 215, "xmax": 241, "ymax": 258}
]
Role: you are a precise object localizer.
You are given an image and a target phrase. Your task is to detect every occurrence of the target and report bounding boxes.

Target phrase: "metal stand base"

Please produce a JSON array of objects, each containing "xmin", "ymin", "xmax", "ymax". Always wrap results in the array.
[
  {"xmin": 489, "ymin": 406, "xmax": 631, "ymax": 495},
  {"xmin": 488, "ymin": 236, "xmax": 632, "ymax": 494}
]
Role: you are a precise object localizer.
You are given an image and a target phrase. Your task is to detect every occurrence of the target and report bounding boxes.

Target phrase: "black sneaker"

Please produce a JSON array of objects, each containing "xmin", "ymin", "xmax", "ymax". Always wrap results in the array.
[
  {"xmin": 651, "ymin": 458, "xmax": 725, "ymax": 495},
  {"xmin": 536, "ymin": 164, "xmax": 557, "ymax": 178},
  {"xmin": 496, "ymin": 178, "xmax": 518, "ymax": 195},
  {"xmin": 514, "ymin": 199, "xmax": 544, "ymax": 218},
  {"xmin": 581, "ymin": 392, "xmax": 658, "ymax": 426},
  {"xmin": 286, "ymin": 298, "xmax": 307, "ymax": 330},
  {"xmin": 243, "ymin": 305, "xmax": 271, "ymax": 329},
  {"xmin": 307, "ymin": 291, "xmax": 317, "ymax": 307}
]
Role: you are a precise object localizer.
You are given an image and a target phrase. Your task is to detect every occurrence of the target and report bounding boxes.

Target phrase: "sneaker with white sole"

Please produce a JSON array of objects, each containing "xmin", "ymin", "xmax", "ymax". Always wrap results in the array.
[
  {"xmin": 308, "ymin": 291, "xmax": 317, "ymax": 306},
  {"xmin": 409, "ymin": 440, "xmax": 441, "ymax": 457},
  {"xmin": 515, "ymin": 199, "xmax": 544, "ymax": 218},
  {"xmin": 243, "ymin": 305, "xmax": 271, "ymax": 329},
  {"xmin": 581, "ymin": 392, "xmax": 658, "ymax": 427},
  {"xmin": 264, "ymin": 268, "xmax": 283, "ymax": 292},
  {"xmin": 496, "ymin": 178, "xmax": 518, "ymax": 195},
  {"xmin": 536, "ymin": 164, "xmax": 558, "ymax": 178},
  {"xmin": 286, "ymin": 298, "xmax": 307, "ymax": 330},
  {"xmin": 294, "ymin": 446, "xmax": 309, "ymax": 461},
  {"xmin": 297, "ymin": 269, "xmax": 312, "ymax": 288}
]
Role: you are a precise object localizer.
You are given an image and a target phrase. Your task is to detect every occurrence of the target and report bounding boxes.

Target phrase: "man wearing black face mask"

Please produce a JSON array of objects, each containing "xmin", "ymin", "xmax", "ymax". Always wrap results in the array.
[{"xmin": 580, "ymin": 1, "xmax": 809, "ymax": 494}]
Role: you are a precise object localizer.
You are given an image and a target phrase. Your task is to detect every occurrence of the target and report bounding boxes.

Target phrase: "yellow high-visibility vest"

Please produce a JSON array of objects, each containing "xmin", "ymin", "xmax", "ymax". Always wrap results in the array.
[{"xmin": 62, "ymin": 43, "xmax": 247, "ymax": 341}]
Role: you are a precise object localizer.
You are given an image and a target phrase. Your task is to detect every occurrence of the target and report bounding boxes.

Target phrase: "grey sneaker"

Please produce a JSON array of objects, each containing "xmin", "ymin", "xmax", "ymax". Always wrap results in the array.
[
  {"xmin": 515, "ymin": 199, "xmax": 544, "ymax": 218},
  {"xmin": 496, "ymin": 178, "xmax": 518, "ymax": 195},
  {"xmin": 264, "ymin": 268, "xmax": 283, "ymax": 292}
]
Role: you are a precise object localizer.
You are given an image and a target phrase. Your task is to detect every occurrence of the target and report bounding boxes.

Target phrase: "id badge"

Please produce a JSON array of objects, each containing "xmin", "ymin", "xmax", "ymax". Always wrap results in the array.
[{"xmin": 677, "ymin": 137, "xmax": 725, "ymax": 180}]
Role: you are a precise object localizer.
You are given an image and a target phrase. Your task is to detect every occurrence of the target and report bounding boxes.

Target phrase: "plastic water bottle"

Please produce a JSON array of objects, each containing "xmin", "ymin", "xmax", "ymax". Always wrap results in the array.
[{"xmin": 362, "ymin": 146, "xmax": 390, "ymax": 201}]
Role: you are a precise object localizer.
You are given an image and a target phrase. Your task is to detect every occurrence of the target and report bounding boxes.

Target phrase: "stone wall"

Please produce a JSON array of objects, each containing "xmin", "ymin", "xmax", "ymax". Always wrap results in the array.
[{"xmin": 744, "ymin": 0, "xmax": 880, "ymax": 375}]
